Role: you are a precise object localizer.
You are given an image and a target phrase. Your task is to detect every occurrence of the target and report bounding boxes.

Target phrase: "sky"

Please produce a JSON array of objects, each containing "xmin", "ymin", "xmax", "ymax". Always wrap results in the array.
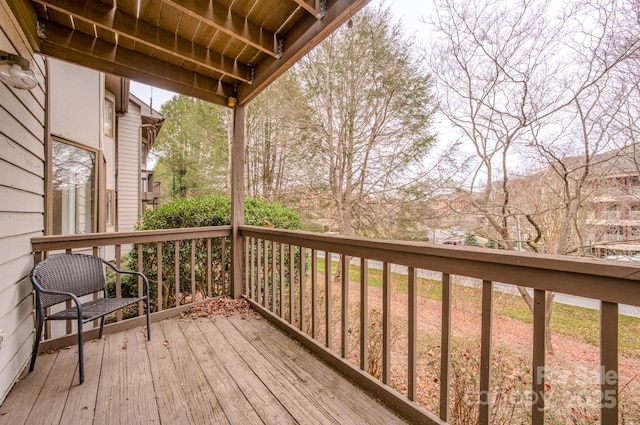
[{"xmin": 130, "ymin": 0, "xmax": 435, "ymax": 110}]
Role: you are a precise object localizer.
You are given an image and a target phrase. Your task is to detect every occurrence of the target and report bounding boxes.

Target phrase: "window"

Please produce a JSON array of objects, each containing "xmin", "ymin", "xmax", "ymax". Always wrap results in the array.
[
  {"xmin": 106, "ymin": 189, "xmax": 115, "ymax": 226},
  {"xmin": 52, "ymin": 139, "xmax": 97, "ymax": 235},
  {"xmin": 104, "ymin": 98, "xmax": 114, "ymax": 137}
]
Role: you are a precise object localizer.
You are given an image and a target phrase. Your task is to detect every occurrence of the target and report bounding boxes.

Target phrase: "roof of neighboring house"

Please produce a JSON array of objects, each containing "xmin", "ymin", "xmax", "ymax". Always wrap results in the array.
[{"xmin": 129, "ymin": 92, "xmax": 165, "ymax": 151}]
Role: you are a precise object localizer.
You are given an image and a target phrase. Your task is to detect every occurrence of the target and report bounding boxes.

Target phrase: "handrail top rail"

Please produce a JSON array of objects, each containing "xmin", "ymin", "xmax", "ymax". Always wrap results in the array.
[
  {"xmin": 239, "ymin": 225, "xmax": 640, "ymax": 277},
  {"xmin": 240, "ymin": 225, "xmax": 640, "ymax": 307},
  {"xmin": 32, "ymin": 226, "xmax": 232, "ymax": 252}
]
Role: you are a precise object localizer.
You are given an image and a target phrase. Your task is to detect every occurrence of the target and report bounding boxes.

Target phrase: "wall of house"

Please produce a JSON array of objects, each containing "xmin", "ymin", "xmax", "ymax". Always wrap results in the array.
[
  {"xmin": 48, "ymin": 59, "xmax": 101, "ymax": 148},
  {"xmin": 117, "ymin": 101, "xmax": 142, "ymax": 233},
  {"xmin": 0, "ymin": 2, "xmax": 46, "ymax": 403}
]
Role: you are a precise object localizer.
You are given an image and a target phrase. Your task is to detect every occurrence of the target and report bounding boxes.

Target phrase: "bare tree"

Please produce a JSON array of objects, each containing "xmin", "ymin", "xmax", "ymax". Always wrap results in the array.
[
  {"xmin": 427, "ymin": 0, "xmax": 640, "ymax": 353},
  {"xmin": 246, "ymin": 73, "xmax": 311, "ymax": 200},
  {"xmin": 297, "ymin": 3, "xmax": 436, "ymax": 238}
]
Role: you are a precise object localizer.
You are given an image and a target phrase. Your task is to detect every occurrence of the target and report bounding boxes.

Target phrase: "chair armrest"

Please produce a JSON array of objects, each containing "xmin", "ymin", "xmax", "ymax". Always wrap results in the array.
[{"xmin": 102, "ymin": 260, "xmax": 151, "ymax": 300}]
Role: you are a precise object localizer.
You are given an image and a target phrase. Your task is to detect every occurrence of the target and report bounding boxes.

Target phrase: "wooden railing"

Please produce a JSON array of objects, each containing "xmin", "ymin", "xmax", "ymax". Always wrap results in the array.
[
  {"xmin": 239, "ymin": 225, "xmax": 640, "ymax": 425},
  {"xmin": 31, "ymin": 226, "xmax": 232, "ymax": 346}
]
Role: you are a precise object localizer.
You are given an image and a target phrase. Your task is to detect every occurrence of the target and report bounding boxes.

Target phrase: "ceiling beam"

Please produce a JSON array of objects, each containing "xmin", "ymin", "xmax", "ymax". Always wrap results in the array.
[
  {"xmin": 163, "ymin": 0, "xmax": 280, "ymax": 58},
  {"xmin": 39, "ymin": 19, "xmax": 234, "ymax": 107},
  {"xmin": 33, "ymin": 0, "xmax": 252, "ymax": 83},
  {"xmin": 292, "ymin": 0, "xmax": 325, "ymax": 19},
  {"xmin": 5, "ymin": 0, "xmax": 40, "ymax": 51},
  {"xmin": 237, "ymin": 0, "xmax": 371, "ymax": 105}
]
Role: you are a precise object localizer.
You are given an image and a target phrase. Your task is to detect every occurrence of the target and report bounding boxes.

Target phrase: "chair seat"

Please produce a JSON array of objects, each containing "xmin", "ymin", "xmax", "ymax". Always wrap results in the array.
[{"xmin": 47, "ymin": 297, "xmax": 145, "ymax": 322}]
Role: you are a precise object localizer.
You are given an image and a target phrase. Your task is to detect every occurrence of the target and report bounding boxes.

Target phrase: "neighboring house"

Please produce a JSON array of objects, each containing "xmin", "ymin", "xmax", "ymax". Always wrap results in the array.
[
  {"xmin": 584, "ymin": 149, "xmax": 640, "ymax": 257},
  {"xmin": 48, "ymin": 59, "xmax": 163, "ymax": 239}
]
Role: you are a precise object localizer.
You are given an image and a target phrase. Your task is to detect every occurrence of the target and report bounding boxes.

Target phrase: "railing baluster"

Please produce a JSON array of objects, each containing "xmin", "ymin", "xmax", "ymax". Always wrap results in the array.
[
  {"xmin": 341, "ymin": 255, "xmax": 349, "ymax": 359},
  {"xmin": 279, "ymin": 243, "xmax": 285, "ymax": 319},
  {"xmin": 601, "ymin": 301, "xmax": 619, "ymax": 425},
  {"xmin": 65, "ymin": 249, "xmax": 72, "ymax": 334},
  {"xmin": 479, "ymin": 280, "xmax": 493, "ymax": 425},
  {"xmin": 250, "ymin": 237, "xmax": 256, "ymax": 300},
  {"xmin": 311, "ymin": 249, "xmax": 318, "ymax": 339},
  {"xmin": 360, "ymin": 258, "xmax": 368, "ymax": 371},
  {"xmin": 174, "ymin": 240, "xmax": 180, "ymax": 307},
  {"xmin": 115, "ymin": 244, "xmax": 122, "ymax": 321},
  {"xmin": 289, "ymin": 244, "xmax": 295, "ymax": 324},
  {"xmin": 440, "ymin": 273, "xmax": 451, "ymax": 421},
  {"xmin": 221, "ymin": 237, "xmax": 226, "ymax": 295},
  {"xmin": 383, "ymin": 262, "xmax": 391, "ymax": 385},
  {"xmin": 300, "ymin": 247, "xmax": 306, "ymax": 332},
  {"xmin": 206, "ymin": 238, "xmax": 212, "ymax": 297},
  {"xmin": 157, "ymin": 242, "xmax": 163, "ymax": 311},
  {"xmin": 408, "ymin": 266, "xmax": 417, "ymax": 401},
  {"xmin": 264, "ymin": 240, "xmax": 269, "ymax": 308},
  {"xmin": 326, "ymin": 251, "xmax": 332, "ymax": 349},
  {"xmin": 271, "ymin": 241, "xmax": 276, "ymax": 314},
  {"xmin": 190, "ymin": 239, "xmax": 196, "ymax": 301},
  {"xmin": 257, "ymin": 239, "xmax": 262, "ymax": 305},
  {"xmin": 532, "ymin": 289, "xmax": 546, "ymax": 425},
  {"xmin": 244, "ymin": 237, "xmax": 249, "ymax": 296},
  {"xmin": 138, "ymin": 243, "xmax": 144, "ymax": 315}
]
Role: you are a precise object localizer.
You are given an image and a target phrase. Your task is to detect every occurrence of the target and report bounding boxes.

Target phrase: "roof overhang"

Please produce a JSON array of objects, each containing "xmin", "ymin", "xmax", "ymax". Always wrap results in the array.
[{"xmin": 7, "ymin": 0, "xmax": 371, "ymax": 107}]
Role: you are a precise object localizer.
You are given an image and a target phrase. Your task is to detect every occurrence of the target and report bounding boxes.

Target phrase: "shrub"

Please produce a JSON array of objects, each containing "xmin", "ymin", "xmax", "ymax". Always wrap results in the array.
[{"xmin": 114, "ymin": 195, "xmax": 304, "ymax": 310}]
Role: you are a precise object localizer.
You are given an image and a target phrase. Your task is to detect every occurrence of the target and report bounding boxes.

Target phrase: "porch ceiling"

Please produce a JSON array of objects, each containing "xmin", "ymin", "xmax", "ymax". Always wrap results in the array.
[{"xmin": 12, "ymin": 0, "xmax": 370, "ymax": 107}]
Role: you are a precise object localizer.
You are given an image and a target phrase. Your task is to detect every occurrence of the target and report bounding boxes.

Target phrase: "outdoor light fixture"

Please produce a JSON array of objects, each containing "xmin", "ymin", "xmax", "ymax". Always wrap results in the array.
[{"xmin": 0, "ymin": 50, "xmax": 38, "ymax": 90}]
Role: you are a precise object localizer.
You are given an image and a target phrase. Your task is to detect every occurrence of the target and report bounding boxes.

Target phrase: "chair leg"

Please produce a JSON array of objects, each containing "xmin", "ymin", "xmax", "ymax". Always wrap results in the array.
[
  {"xmin": 98, "ymin": 316, "xmax": 105, "ymax": 339},
  {"xmin": 77, "ymin": 317, "xmax": 85, "ymax": 384},
  {"xmin": 145, "ymin": 297, "xmax": 151, "ymax": 341},
  {"xmin": 29, "ymin": 314, "xmax": 44, "ymax": 373}
]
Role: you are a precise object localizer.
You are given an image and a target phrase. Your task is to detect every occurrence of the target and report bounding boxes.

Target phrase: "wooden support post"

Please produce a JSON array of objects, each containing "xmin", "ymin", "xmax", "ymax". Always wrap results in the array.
[{"xmin": 231, "ymin": 104, "xmax": 245, "ymax": 299}]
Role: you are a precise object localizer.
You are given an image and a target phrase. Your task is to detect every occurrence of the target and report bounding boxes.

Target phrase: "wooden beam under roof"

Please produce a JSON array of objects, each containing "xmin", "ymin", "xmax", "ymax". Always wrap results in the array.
[
  {"xmin": 39, "ymin": 19, "xmax": 235, "ymax": 106},
  {"xmin": 33, "ymin": 0, "xmax": 252, "ymax": 83},
  {"xmin": 237, "ymin": 0, "xmax": 371, "ymax": 104},
  {"xmin": 163, "ymin": 0, "xmax": 280, "ymax": 58},
  {"xmin": 293, "ymin": 0, "xmax": 325, "ymax": 19}
]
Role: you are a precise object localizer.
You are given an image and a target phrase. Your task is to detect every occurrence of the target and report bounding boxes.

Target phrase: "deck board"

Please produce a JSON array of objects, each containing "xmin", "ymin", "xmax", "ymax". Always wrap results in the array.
[{"xmin": 0, "ymin": 315, "xmax": 407, "ymax": 425}]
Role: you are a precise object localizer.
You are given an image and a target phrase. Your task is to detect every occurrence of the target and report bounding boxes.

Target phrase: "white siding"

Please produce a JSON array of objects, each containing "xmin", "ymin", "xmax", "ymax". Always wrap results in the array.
[
  {"xmin": 0, "ymin": 2, "xmax": 46, "ymax": 403},
  {"xmin": 48, "ymin": 59, "xmax": 101, "ymax": 148},
  {"xmin": 117, "ymin": 101, "xmax": 141, "ymax": 233}
]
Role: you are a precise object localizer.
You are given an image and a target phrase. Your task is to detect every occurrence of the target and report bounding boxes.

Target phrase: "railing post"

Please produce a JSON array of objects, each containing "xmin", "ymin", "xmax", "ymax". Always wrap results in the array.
[
  {"xmin": 382, "ymin": 262, "xmax": 391, "ymax": 385},
  {"xmin": 341, "ymin": 254, "xmax": 348, "ymax": 358},
  {"xmin": 230, "ymin": 103, "xmax": 245, "ymax": 299},
  {"xmin": 360, "ymin": 258, "xmax": 369, "ymax": 372},
  {"xmin": 601, "ymin": 301, "xmax": 619, "ymax": 425},
  {"xmin": 311, "ymin": 249, "xmax": 318, "ymax": 338},
  {"xmin": 326, "ymin": 251, "xmax": 332, "ymax": 349},
  {"xmin": 408, "ymin": 266, "xmax": 417, "ymax": 401},
  {"xmin": 440, "ymin": 273, "xmax": 451, "ymax": 422},
  {"xmin": 532, "ymin": 289, "xmax": 546, "ymax": 425},
  {"xmin": 479, "ymin": 280, "xmax": 493, "ymax": 425}
]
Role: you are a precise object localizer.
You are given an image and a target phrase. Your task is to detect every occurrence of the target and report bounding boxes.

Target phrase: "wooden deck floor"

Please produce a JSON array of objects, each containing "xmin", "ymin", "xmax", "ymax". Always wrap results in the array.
[{"xmin": 0, "ymin": 314, "xmax": 406, "ymax": 425}]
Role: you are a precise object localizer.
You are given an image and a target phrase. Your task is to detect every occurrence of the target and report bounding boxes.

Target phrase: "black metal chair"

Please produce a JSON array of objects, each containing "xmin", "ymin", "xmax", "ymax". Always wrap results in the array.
[{"xmin": 29, "ymin": 253, "xmax": 151, "ymax": 384}]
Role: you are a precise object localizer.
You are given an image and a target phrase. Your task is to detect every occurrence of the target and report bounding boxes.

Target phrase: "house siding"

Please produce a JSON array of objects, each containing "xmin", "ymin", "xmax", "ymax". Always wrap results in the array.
[
  {"xmin": 0, "ymin": 1, "xmax": 46, "ymax": 403},
  {"xmin": 117, "ymin": 101, "xmax": 141, "ymax": 233}
]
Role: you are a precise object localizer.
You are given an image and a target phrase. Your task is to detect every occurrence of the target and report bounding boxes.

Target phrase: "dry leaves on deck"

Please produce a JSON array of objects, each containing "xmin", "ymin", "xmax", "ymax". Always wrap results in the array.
[{"xmin": 181, "ymin": 297, "xmax": 261, "ymax": 320}]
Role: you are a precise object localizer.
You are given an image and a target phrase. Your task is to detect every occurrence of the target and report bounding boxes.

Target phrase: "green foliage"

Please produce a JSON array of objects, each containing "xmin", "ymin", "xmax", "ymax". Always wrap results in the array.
[
  {"xmin": 464, "ymin": 234, "xmax": 480, "ymax": 246},
  {"xmin": 153, "ymin": 95, "xmax": 229, "ymax": 200},
  {"xmin": 115, "ymin": 195, "xmax": 304, "ymax": 310}
]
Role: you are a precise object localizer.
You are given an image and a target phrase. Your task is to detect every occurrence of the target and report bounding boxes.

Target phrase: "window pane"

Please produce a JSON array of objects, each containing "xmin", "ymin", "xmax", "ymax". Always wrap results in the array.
[
  {"xmin": 104, "ymin": 99, "xmax": 114, "ymax": 137},
  {"xmin": 52, "ymin": 141, "xmax": 96, "ymax": 235}
]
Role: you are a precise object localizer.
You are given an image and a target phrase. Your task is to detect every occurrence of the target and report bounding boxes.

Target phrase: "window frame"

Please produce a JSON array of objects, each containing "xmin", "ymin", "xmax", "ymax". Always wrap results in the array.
[
  {"xmin": 49, "ymin": 136, "xmax": 100, "ymax": 235},
  {"xmin": 104, "ymin": 98, "xmax": 114, "ymax": 137}
]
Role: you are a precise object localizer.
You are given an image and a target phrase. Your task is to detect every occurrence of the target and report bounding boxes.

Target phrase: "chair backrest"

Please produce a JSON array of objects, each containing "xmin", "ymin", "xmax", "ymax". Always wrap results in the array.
[{"xmin": 31, "ymin": 254, "xmax": 107, "ymax": 308}]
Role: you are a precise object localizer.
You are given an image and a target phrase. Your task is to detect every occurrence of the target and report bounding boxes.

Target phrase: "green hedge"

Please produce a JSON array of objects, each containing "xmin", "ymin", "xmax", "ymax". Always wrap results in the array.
[{"xmin": 112, "ymin": 195, "xmax": 304, "ymax": 311}]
